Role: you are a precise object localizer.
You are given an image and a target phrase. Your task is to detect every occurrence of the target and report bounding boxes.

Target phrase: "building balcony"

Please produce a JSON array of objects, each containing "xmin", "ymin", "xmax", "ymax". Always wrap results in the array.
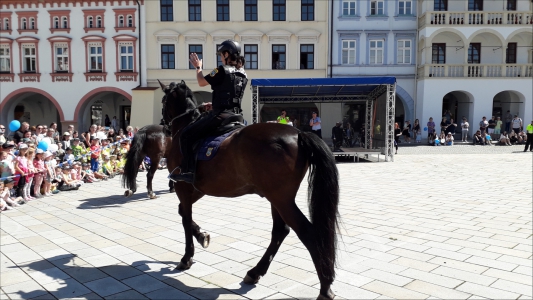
[
  {"xmin": 418, "ymin": 64, "xmax": 533, "ymax": 79},
  {"xmin": 419, "ymin": 11, "xmax": 533, "ymax": 28}
]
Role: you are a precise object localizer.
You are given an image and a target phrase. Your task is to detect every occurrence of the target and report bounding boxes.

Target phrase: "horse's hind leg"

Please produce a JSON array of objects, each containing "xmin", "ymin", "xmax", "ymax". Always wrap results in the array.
[
  {"xmin": 179, "ymin": 203, "xmax": 210, "ymax": 249},
  {"xmin": 146, "ymin": 157, "xmax": 159, "ymax": 199},
  {"xmin": 243, "ymin": 204, "xmax": 289, "ymax": 284},
  {"xmin": 274, "ymin": 201, "xmax": 335, "ymax": 300}
]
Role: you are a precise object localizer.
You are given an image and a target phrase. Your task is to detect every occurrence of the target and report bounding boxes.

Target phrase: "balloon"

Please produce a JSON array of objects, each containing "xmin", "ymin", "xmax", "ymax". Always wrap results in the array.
[
  {"xmin": 424, "ymin": 127, "xmax": 428, "ymax": 131},
  {"xmin": 48, "ymin": 144, "xmax": 58, "ymax": 152},
  {"xmin": 37, "ymin": 140, "xmax": 49, "ymax": 151},
  {"xmin": 9, "ymin": 120, "xmax": 21, "ymax": 131}
]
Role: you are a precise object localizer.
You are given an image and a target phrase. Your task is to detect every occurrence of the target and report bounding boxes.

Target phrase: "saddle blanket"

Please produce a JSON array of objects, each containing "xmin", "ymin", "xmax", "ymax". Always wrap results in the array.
[{"xmin": 197, "ymin": 131, "xmax": 236, "ymax": 161}]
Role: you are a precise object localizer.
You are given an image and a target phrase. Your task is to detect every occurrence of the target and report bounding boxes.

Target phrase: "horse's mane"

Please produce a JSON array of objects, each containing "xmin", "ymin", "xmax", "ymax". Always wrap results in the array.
[{"xmin": 175, "ymin": 80, "xmax": 200, "ymax": 120}]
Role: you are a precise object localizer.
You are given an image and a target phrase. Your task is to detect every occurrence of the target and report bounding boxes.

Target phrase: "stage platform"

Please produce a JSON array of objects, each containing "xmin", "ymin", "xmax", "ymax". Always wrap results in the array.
[{"xmin": 332, "ymin": 147, "xmax": 383, "ymax": 162}]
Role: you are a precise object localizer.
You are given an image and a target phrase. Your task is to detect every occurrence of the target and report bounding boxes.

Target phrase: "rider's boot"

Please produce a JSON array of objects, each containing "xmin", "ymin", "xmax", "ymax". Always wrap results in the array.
[{"xmin": 168, "ymin": 141, "xmax": 194, "ymax": 184}]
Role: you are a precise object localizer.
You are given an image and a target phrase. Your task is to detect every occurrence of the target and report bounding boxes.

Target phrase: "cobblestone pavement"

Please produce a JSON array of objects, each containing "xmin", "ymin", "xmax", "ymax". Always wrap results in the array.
[{"xmin": 1, "ymin": 151, "xmax": 531, "ymax": 299}]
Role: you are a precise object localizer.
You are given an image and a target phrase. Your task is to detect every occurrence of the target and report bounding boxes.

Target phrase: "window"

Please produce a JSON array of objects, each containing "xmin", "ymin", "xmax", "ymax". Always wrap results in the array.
[
  {"xmin": 244, "ymin": 44, "xmax": 258, "ymax": 69},
  {"xmin": 272, "ymin": 44, "xmax": 286, "ymax": 69},
  {"xmin": 23, "ymin": 45, "xmax": 37, "ymax": 72},
  {"xmin": 217, "ymin": 0, "xmax": 230, "ymax": 21},
  {"xmin": 342, "ymin": 1, "xmax": 356, "ymax": 16},
  {"xmin": 0, "ymin": 46, "xmax": 10, "ymax": 73},
  {"xmin": 188, "ymin": 45, "xmax": 202, "ymax": 69},
  {"xmin": 245, "ymin": 0, "xmax": 257, "ymax": 21},
  {"xmin": 91, "ymin": 105, "xmax": 103, "ymax": 126},
  {"xmin": 55, "ymin": 45, "xmax": 69, "ymax": 72},
  {"xmin": 399, "ymin": 1, "xmax": 412, "ymax": 15},
  {"xmin": 4, "ymin": 18, "xmax": 9, "ymax": 30},
  {"xmin": 161, "ymin": 44, "xmax": 175, "ymax": 69},
  {"xmin": 127, "ymin": 15, "xmax": 133, "ymax": 27},
  {"xmin": 507, "ymin": 0, "xmax": 516, "ymax": 11},
  {"xmin": 21, "ymin": 18, "xmax": 27, "ymax": 29},
  {"xmin": 506, "ymin": 43, "xmax": 517, "ymax": 63},
  {"xmin": 89, "ymin": 44, "xmax": 103, "ymax": 71},
  {"xmin": 53, "ymin": 17, "xmax": 59, "ymax": 28},
  {"xmin": 301, "ymin": 0, "xmax": 314, "ymax": 21},
  {"xmin": 118, "ymin": 15, "xmax": 124, "ymax": 27},
  {"xmin": 468, "ymin": 43, "xmax": 480, "ymax": 64},
  {"xmin": 369, "ymin": 40, "xmax": 383, "ymax": 64},
  {"xmin": 189, "ymin": 0, "xmax": 201, "ymax": 21},
  {"xmin": 370, "ymin": 0, "xmax": 384, "ymax": 15},
  {"xmin": 468, "ymin": 0, "xmax": 483, "ymax": 11},
  {"xmin": 273, "ymin": 0, "xmax": 286, "ymax": 21},
  {"xmin": 216, "ymin": 44, "xmax": 223, "ymax": 66},
  {"xmin": 161, "ymin": 0, "xmax": 174, "ymax": 21},
  {"xmin": 397, "ymin": 40, "xmax": 411, "ymax": 64},
  {"xmin": 342, "ymin": 40, "xmax": 356, "ymax": 64},
  {"xmin": 432, "ymin": 43, "xmax": 446, "ymax": 64},
  {"xmin": 29, "ymin": 17, "xmax": 35, "ymax": 29},
  {"xmin": 300, "ymin": 44, "xmax": 314, "ymax": 69},
  {"xmin": 96, "ymin": 16, "xmax": 102, "ymax": 27},
  {"xmin": 120, "ymin": 44, "xmax": 134, "ymax": 71},
  {"xmin": 88, "ymin": 16, "xmax": 93, "ymax": 28},
  {"xmin": 434, "ymin": 0, "xmax": 447, "ymax": 11},
  {"xmin": 62, "ymin": 17, "xmax": 68, "ymax": 28}
]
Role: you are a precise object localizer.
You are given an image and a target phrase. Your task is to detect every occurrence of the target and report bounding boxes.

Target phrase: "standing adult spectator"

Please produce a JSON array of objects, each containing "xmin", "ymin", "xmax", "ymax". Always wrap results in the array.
[
  {"xmin": 331, "ymin": 122, "xmax": 343, "ymax": 151},
  {"xmin": 309, "ymin": 111, "xmax": 322, "ymax": 138},
  {"xmin": 107, "ymin": 128, "xmax": 116, "ymax": 142},
  {"xmin": 345, "ymin": 123, "xmax": 355, "ymax": 147},
  {"xmin": 41, "ymin": 128, "xmax": 55, "ymax": 146},
  {"xmin": 35, "ymin": 125, "xmax": 45, "ymax": 142},
  {"xmin": 413, "ymin": 119, "xmax": 421, "ymax": 143},
  {"xmin": 479, "ymin": 116, "xmax": 489, "ymax": 135},
  {"xmin": 394, "ymin": 123, "xmax": 401, "ymax": 154},
  {"xmin": 440, "ymin": 117, "xmax": 449, "ymax": 134},
  {"xmin": 83, "ymin": 125, "xmax": 97, "ymax": 148},
  {"xmin": 494, "ymin": 117, "xmax": 503, "ymax": 135},
  {"xmin": 487, "ymin": 116, "xmax": 496, "ymax": 135},
  {"xmin": 14, "ymin": 122, "xmax": 29, "ymax": 144},
  {"xmin": 49, "ymin": 123, "xmax": 59, "ymax": 142},
  {"xmin": 402, "ymin": 120, "xmax": 412, "ymax": 143},
  {"xmin": 67, "ymin": 125, "xmax": 75, "ymax": 135},
  {"xmin": 525, "ymin": 120, "xmax": 533, "ymax": 152},
  {"xmin": 446, "ymin": 119, "xmax": 457, "ymax": 135},
  {"xmin": 111, "ymin": 116, "xmax": 119, "ymax": 132},
  {"xmin": 461, "ymin": 117, "xmax": 470, "ymax": 142},
  {"xmin": 443, "ymin": 110, "xmax": 451, "ymax": 123},
  {"xmin": 277, "ymin": 110, "xmax": 290, "ymax": 124},
  {"xmin": 427, "ymin": 117, "xmax": 436, "ymax": 137},
  {"xmin": 511, "ymin": 115, "xmax": 523, "ymax": 134},
  {"xmin": 505, "ymin": 110, "xmax": 513, "ymax": 132},
  {"xmin": 0, "ymin": 124, "xmax": 6, "ymax": 144},
  {"xmin": 104, "ymin": 114, "xmax": 111, "ymax": 127}
]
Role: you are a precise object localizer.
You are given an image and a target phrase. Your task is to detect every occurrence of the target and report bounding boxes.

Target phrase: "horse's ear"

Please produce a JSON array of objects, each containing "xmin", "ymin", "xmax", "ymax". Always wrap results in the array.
[
  {"xmin": 158, "ymin": 79, "xmax": 166, "ymax": 91},
  {"xmin": 181, "ymin": 80, "xmax": 186, "ymax": 85}
]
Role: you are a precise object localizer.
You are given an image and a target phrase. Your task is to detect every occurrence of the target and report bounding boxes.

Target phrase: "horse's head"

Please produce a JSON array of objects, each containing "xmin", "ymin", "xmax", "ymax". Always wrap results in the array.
[{"xmin": 159, "ymin": 80, "xmax": 199, "ymax": 130}]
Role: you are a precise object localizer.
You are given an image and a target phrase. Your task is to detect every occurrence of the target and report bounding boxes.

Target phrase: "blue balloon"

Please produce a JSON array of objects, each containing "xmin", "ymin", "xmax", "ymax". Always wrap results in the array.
[
  {"xmin": 37, "ymin": 140, "xmax": 49, "ymax": 151},
  {"xmin": 424, "ymin": 127, "xmax": 428, "ymax": 131},
  {"xmin": 9, "ymin": 120, "xmax": 20, "ymax": 131}
]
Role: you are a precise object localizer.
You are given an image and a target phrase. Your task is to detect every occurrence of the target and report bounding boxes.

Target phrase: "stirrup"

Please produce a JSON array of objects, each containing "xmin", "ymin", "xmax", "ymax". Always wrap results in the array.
[{"xmin": 168, "ymin": 172, "xmax": 194, "ymax": 184}]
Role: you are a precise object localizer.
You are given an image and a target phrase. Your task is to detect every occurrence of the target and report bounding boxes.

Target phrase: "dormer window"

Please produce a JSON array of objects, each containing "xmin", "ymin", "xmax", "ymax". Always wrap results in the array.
[
  {"xmin": 29, "ymin": 17, "xmax": 35, "ymax": 29},
  {"xmin": 113, "ymin": 9, "xmax": 136, "ymax": 32},
  {"xmin": 83, "ymin": 10, "xmax": 105, "ymax": 33},
  {"xmin": 53, "ymin": 17, "xmax": 59, "ymax": 28},
  {"xmin": 127, "ymin": 15, "xmax": 133, "ymax": 27},
  {"xmin": 88, "ymin": 16, "xmax": 93, "ymax": 28},
  {"xmin": 21, "ymin": 18, "xmax": 27, "ymax": 29},
  {"xmin": 49, "ymin": 10, "xmax": 71, "ymax": 33},
  {"xmin": 17, "ymin": 11, "xmax": 38, "ymax": 34},
  {"xmin": 62, "ymin": 17, "xmax": 67, "ymax": 28},
  {"xmin": 0, "ymin": 12, "xmax": 12, "ymax": 34},
  {"xmin": 96, "ymin": 16, "xmax": 102, "ymax": 27},
  {"xmin": 118, "ymin": 15, "xmax": 124, "ymax": 27}
]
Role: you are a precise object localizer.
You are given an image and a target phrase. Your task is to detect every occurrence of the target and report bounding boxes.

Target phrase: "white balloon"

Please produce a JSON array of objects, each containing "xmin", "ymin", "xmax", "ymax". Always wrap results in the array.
[{"xmin": 48, "ymin": 144, "xmax": 59, "ymax": 152}]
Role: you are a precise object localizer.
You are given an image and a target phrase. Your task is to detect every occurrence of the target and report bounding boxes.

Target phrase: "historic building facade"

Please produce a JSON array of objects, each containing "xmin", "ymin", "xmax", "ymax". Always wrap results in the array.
[
  {"xmin": 331, "ymin": 0, "xmax": 418, "ymax": 130},
  {"xmin": 416, "ymin": 0, "xmax": 532, "ymax": 138},
  {"xmin": 130, "ymin": 0, "xmax": 330, "ymax": 129},
  {"xmin": 0, "ymin": 0, "xmax": 145, "ymax": 132}
]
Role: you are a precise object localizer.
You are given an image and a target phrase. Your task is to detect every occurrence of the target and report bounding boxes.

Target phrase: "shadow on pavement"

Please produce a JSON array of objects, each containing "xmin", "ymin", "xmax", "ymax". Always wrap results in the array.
[
  {"xmin": 6, "ymin": 255, "xmax": 256, "ymax": 299},
  {"xmin": 75, "ymin": 188, "xmax": 174, "ymax": 210}
]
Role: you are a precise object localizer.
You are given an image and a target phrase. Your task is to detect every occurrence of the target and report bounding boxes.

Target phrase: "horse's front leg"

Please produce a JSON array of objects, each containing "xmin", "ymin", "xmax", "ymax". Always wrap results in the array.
[
  {"xmin": 175, "ymin": 184, "xmax": 205, "ymax": 270},
  {"xmin": 179, "ymin": 203, "xmax": 210, "ymax": 249},
  {"xmin": 146, "ymin": 157, "xmax": 159, "ymax": 199}
]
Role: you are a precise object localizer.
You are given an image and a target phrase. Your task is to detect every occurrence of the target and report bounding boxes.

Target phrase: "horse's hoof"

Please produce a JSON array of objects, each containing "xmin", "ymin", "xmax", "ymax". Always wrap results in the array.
[
  {"xmin": 317, "ymin": 289, "xmax": 335, "ymax": 300},
  {"xmin": 197, "ymin": 232, "xmax": 210, "ymax": 248},
  {"xmin": 149, "ymin": 193, "xmax": 157, "ymax": 199},
  {"xmin": 243, "ymin": 274, "xmax": 260, "ymax": 285},
  {"xmin": 175, "ymin": 259, "xmax": 193, "ymax": 270},
  {"xmin": 169, "ymin": 188, "xmax": 175, "ymax": 193},
  {"xmin": 124, "ymin": 190, "xmax": 133, "ymax": 197}
]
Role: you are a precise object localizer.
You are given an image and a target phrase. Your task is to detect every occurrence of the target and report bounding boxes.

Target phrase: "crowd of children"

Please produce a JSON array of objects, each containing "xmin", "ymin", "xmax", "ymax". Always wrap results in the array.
[{"xmin": 0, "ymin": 137, "xmax": 131, "ymax": 211}]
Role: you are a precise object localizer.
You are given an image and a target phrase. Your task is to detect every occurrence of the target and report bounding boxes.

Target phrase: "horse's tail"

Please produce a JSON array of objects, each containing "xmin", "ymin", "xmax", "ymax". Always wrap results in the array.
[
  {"xmin": 298, "ymin": 131, "xmax": 340, "ymax": 283},
  {"xmin": 121, "ymin": 129, "xmax": 147, "ymax": 192}
]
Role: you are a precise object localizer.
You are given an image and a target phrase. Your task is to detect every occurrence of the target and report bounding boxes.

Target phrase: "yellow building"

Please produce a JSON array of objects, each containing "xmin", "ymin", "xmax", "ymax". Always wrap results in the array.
[{"xmin": 131, "ymin": 0, "xmax": 329, "ymax": 127}]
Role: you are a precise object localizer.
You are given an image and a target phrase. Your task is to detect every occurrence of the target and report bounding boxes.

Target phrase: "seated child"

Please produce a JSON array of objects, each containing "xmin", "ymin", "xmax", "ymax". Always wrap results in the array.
[
  {"xmin": 1, "ymin": 178, "xmax": 22, "ymax": 210},
  {"xmin": 485, "ymin": 133, "xmax": 493, "ymax": 146},
  {"xmin": 82, "ymin": 163, "xmax": 99, "ymax": 183},
  {"xmin": 63, "ymin": 147, "xmax": 74, "ymax": 163},
  {"xmin": 445, "ymin": 132, "xmax": 454, "ymax": 146},
  {"xmin": 102, "ymin": 155, "xmax": 115, "ymax": 178}
]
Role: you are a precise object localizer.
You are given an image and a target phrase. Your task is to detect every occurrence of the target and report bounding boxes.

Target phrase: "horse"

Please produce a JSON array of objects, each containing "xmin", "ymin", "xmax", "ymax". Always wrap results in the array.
[
  {"xmin": 122, "ymin": 124, "xmax": 174, "ymax": 199},
  {"xmin": 155, "ymin": 80, "xmax": 340, "ymax": 300}
]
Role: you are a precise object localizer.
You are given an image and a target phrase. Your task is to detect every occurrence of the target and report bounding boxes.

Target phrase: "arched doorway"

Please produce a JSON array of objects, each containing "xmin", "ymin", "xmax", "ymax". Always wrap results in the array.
[
  {"xmin": 75, "ymin": 88, "xmax": 132, "ymax": 132},
  {"xmin": 442, "ymin": 91, "xmax": 473, "ymax": 133},
  {"xmin": 0, "ymin": 88, "xmax": 64, "ymax": 132},
  {"xmin": 493, "ymin": 91, "xmax": 525, "ymax": 127}
]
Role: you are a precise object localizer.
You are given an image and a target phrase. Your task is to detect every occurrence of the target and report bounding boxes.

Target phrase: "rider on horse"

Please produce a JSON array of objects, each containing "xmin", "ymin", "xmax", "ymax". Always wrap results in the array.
[{"xmin": 169, "ymin": 39, "xmax": 248, "ymax": 183}]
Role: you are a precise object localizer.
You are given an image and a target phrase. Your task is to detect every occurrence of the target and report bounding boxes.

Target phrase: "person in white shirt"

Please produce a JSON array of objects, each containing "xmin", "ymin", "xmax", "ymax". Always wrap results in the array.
[
  {"xmin": 511, "ymin": 115, "xmax": 523, "ymax": 134},
  {"xmin": 461, "ymin": 117, "xmax": 469, "ymax": 142},
  {"xmin": 309, "ymin": 111, "xmax": 322, "ymax": 138}
]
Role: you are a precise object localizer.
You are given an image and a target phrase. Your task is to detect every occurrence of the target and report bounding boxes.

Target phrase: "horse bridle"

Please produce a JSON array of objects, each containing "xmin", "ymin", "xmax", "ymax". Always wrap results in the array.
[{"xmin": 161, "ymin": 86, "xmax": 200, "ymax": 135}]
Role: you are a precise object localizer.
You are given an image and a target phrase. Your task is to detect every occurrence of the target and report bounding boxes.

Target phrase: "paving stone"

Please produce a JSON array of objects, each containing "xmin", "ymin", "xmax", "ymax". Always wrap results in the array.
[
  {"xmin": 456, "ymin": 282, "xmax": 521, "ymax": 299},
  {"xmin": 404, "ymin": 280, "xmax": 471, "ymax": 299},
  {"xmin": 362, "ymin": 280, "xmax": 428, "ymax": 299},
  {"xmin": 63, "ymin": 266, "xmax": 109, "ymax": 283},
  {"xmin": 2, "ymin": 280, "xmax": 49, "ymax": 300},
  {"xmin": 121, "ymin": 274, "xmax": 169, "ymax": 294},
  {"xmin": 83, "ymin": 276, "xmax": 130, "ymax": 297},
  {"xmin": 41, "ymin": 278, "xmax": 92, "ymax": 299},
  {"xmin": 99, "ymin": 263, "xmax": 144, "ymax": 280}
]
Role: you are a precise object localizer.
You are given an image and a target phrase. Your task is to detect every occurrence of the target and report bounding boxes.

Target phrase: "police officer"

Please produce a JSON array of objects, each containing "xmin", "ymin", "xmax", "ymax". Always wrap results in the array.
[{"xmin": 170, "ymin": 39, "xmax": 248, "ymax": 183}]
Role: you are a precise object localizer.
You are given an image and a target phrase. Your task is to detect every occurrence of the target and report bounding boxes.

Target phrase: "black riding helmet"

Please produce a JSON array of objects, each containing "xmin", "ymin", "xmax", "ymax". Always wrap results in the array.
[{"xmin": 217, "ymin": 40, "xmax": 241, "ymax": 56}]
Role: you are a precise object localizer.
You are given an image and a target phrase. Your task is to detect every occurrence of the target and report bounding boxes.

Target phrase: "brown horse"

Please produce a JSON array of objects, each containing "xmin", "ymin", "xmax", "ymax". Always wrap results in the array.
[
  {"xmin": 122, "ymin": 124, "xmax": 174, "ymax": 199},
  {"xmin": 157, "ymin": 81, "xmax": 339, "ymax": 299}
]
